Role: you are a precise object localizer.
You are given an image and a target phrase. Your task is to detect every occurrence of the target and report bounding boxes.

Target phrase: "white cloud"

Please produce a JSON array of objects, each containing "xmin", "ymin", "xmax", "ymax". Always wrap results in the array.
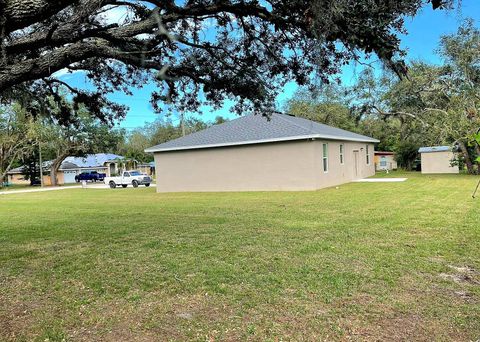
[{"xmin": 51, "ymin": 68, "xmax": 84, "ymax": 79}]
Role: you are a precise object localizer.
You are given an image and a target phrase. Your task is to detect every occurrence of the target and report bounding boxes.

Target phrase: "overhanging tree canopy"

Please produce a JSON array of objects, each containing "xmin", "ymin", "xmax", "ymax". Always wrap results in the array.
[{"xmin": 0, "ymin": 0, "xmax": 450, "ymax": 124}]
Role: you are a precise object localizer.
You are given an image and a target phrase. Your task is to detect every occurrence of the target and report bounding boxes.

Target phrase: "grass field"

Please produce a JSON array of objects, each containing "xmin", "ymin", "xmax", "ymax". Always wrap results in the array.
[
  {"xmin": 0, "ymin": 184, "xmax": 80, "ymax": 193},
  {"xmin": 1, "ymin": 172, "xmax": 479, "ymax": 341},
  {"xmin": 0, "ymin": 184, "xmax": 33, "ymax": 191}
]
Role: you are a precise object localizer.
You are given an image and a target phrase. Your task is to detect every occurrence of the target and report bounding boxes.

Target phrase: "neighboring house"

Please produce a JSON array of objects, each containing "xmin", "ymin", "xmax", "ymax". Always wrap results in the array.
[
  {"xmin": 137, "ymin": 162, "xmax": 155, "ymax": 177},
  {"xmin": 145, "ymin": 114, "xmax": 379, "ymax": 192},
  {"xmin": 419, "ymin": 146, "xmax": 459, "ymax": 174},
  {"xmin": 374, "ymin": 151, "xmax": 397, "ymax": 171},
  {"xmin": 7, "ymin": 153, "xmax": 140, "ymax": 185},
  {"xmin": 6, "ymin": 169, "xmax": 30, "ymax": 185}
]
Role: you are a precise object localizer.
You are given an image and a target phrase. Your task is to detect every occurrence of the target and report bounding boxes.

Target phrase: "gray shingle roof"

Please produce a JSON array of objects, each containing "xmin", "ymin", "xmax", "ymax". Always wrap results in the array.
[
  {"xmin": 418, "ymin": 146, "xmax": 452, "ymax": 153},
  {"xmin": 61, "ymin": 153, "xmax": 125, "ymax": 168},
  {"xmin": 7, "ymin": 166, "xmax": 24, "ymax": 174},
  {"xmin": 145, "ymin": 114, "xmax": 379, "ymax": 153}
]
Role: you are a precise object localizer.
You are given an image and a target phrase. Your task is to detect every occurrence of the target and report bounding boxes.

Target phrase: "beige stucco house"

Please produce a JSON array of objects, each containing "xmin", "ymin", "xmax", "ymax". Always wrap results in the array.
[
  {"xmin": 419, "ymin": 146, "xmax": 459, "ymax": 174},
  {"xmin": 145, "ymin": 114, "xmax": 379, "ymax": 192},
  {"xmin": 374, "ymin": 151, "xmax": 397, "ymax": 171}
]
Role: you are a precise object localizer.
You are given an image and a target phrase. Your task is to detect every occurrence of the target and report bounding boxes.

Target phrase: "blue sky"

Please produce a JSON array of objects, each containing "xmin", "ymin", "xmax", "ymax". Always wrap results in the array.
[{"xmin": 59, "ymin": 0, "xmax": 480, "ymax": 130}]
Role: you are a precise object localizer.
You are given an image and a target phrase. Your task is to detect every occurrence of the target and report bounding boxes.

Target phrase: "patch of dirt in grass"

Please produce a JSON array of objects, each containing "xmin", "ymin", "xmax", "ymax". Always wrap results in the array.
[
  {"xmin": 0, "ymin": 277, "xmax": 46, "ymax": 341},
  {"xmin": 439, "ymin": 265, "xmax": 480, "ymax": 292},
  {"xmin": 337, "ymin": 297, "xmax": 471, "ymax": 342},
  {"xmin": 439, "ymin": 265, "xmax": 480, "ymax": 286},
  {"xmin": 436, "ymin": 265, "xmax": 480, "ymax": 305},
  {"xmin": 67, "ymin": 292, "xmax": 240, "ymax": 341},
  {"xmin": 344, "ymin": 313, "xmax": 457, "ymax": 342},
  {"xmin": 333, "ymin": 271, "xmax": 479, "ymax": 342}
]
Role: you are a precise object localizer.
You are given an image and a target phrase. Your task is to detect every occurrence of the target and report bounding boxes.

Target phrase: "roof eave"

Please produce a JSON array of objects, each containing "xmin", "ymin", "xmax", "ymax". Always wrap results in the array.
[
  {"xmin": 145, "ymin": 134, "xmax": 379, "ymax": 153},
  {"xmin": 419, "ymin": 150, "xmax": 452, "ymax": 153}
]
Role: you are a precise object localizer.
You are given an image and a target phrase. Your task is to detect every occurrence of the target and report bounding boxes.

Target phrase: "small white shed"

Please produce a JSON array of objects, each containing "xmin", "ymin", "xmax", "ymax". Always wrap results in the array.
[{"xmin": 419, "ymin": 146, "xmax": 459, "ymax": 174}]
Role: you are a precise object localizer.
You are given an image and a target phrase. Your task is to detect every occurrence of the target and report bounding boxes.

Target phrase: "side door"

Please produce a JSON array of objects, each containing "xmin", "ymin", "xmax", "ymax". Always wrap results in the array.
[
  {"xmin": 122, "ymin": 171, "xmax": 130, "ymax": 184},
  {"xmin": 353, "ymin": 150, "xmax": 359, "ymax": 178}
]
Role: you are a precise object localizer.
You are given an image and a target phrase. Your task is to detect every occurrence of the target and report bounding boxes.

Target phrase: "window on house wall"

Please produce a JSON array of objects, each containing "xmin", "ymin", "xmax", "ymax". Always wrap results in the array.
[
  {"xmin": 323, "ymin": 143, "xmax": 328, "ymax": 172},
  {"xmin": 340, "ymin": 144, "xmax": 344, "ymax": 164},
  {"xmin": 366, "ymin": 144, "xmax": 370, "ymax": 165},
  {"xmin": 380, "ymin": 156, "xmax": 387, "ymax": 167}
]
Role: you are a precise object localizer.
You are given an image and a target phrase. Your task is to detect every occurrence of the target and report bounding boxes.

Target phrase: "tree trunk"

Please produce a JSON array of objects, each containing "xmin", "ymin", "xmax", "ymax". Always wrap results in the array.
[
  {"xmin": 475, "ymin": 143, "xmax": 480, "ymax": 166},
  {"xmin": 49, "ymin": 153, "xmax": 69, "ymax": 186},
  {"xmin": 0, "ymin": 172, "xmax": 5, "ymax": 187},
  {"xmin": 458, "ymin": 141, "xmax": 475, "ymax": 174}
]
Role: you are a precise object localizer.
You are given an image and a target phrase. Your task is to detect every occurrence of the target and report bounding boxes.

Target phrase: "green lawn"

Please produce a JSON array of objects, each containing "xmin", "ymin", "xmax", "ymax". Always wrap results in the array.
[
  {"xmin": 0, "ymin": 184, "xmax": 78, "ymax": 192},
  {"xmin": 0, "ymin": 184, "xmax": 32, "ymax": 191},
  {"xmin": 1, "ymin": 172, "xmax": 479, "ymax": 341}
]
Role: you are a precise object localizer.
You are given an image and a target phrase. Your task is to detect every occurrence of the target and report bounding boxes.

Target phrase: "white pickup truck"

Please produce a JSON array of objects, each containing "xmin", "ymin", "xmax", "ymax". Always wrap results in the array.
[{"xmin": 104, "ymin": 170, "xmax": 152, "ymax": 188}]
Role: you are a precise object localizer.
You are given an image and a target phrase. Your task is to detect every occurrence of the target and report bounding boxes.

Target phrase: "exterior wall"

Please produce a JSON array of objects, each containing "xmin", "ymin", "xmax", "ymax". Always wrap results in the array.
[
  {"xmin": 154, "ymin": 140, "xmax": 375, "ymax": 192},
  {"xmin": 7, "ymin": 174, "xmax": 29, "ymax": 185},
  {"xmin": 43, "ymin": 172, "xmax": 65, "ymax": 186},
  {"xmin": 7, "ymin": 172, "xmax": 66, "ymax": 185},
  {"xmin": 138, "ymin": 165, "xmax": 154, "ymax": 176},
  {"xmin": 374, "ymin": 154, "xmax": 397, "ymax": 171},
  {"xmin": 421, "ymin": 151, "xmax": 459, "ymax": 174},
  {"xmin": 312, "ymin": 141, "xmax": 375, "ymax": 189}
]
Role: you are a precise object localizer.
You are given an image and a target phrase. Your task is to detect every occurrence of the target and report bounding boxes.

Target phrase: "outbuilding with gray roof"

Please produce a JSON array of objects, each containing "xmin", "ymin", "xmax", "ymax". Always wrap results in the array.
[{"xmin": 418, "ymin": 145, "xmax": 459, "ymax": 174}]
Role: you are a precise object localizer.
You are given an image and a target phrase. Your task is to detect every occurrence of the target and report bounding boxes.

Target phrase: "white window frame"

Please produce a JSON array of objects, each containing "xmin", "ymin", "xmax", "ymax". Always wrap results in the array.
[
  {"xmin": 339, "ymin": 144, "xmax": 344, "ymax": 165},
  {"xmin": 366, "ymin": 144, "xmax": 370, "ymax": 165},
  {"xmin": 322, "ymin": 143, "xmax": 329, "ymax": 173}
]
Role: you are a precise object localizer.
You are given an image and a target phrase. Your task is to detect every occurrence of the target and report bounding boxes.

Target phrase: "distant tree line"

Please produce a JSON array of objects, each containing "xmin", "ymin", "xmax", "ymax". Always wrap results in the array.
[
  {"xmin": 0, "ymin": 104, "xmax": 226, "ymax": 187},
  {"xmin": 0, "ymin": 100, "xmax": 124, "ymax": 186},
  {"xmin": 115, "ymin": 116, "xmax": 228, "ymax": 163}
]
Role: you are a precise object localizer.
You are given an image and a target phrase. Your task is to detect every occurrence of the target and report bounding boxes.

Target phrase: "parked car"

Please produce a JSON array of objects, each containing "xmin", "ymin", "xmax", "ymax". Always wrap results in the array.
[
  {"xmin": 75, "ymin": 171, "xmax": 106, "ymax": 182},
  {"xmin": 104, "ymin": 170, "xmax": 152, "ymax": 188},
  {"xmin": 31, "ymin": 179, "xmax": 42, "ymax": 186}
]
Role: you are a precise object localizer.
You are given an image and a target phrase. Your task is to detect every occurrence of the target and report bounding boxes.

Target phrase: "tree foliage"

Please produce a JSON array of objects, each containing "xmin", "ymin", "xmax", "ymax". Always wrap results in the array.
[
  {"xmin": 285, "ymin": 19, "xmax": 480, "ymax": 173},
  {"xmin": 0, "ymin": 103, "xmax": 35, "ymax": 185},
  {"xmin": 27, "ymin": 99, "xmax": 123, "ymax": 185},
  {"xmin": 0, "ymin": 0, "xmax": 450, "ymax": 124},
  {"xmin": 286, "ymin": 85, "xmax": 357, "ymax": 132},
  {"xmin": 380, "ymin": 21, "xmax": 480, "ymax": 173}
]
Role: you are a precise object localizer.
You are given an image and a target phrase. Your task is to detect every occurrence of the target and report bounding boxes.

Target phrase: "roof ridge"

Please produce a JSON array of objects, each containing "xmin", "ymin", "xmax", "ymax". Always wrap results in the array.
[{"xmin": 274, "ymin": 113, "xmax": 315, "ymax": 134}]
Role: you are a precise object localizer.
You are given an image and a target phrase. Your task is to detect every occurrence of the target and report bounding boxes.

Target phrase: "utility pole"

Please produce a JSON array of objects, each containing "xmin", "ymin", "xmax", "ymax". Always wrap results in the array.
[{"xmin": 38, "ymin": 141, "xmax": 44, "ymax": 187}]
